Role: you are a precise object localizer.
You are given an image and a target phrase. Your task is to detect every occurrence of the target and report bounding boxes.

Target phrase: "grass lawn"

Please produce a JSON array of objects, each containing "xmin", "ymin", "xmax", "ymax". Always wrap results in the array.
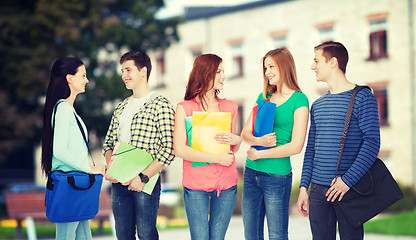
[
  {"xmin": 0, "ymin": 224, "xmax": 112, "ymax": 239},
  {"xmin": 364, "ymin": 210, "xmax": 416, "ymax": 236},
  {"xmin": 0, "ymin": 217, "xmax": 188, "ymax": 239},
  {"xmin": 1, "ymin": 211, "xmax": 416, "ymax": 239}
]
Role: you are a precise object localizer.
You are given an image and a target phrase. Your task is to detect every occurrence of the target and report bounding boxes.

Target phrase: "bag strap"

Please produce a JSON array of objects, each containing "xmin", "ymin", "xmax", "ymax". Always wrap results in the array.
[
  {"xmin": 51, "ymin": 101, "xmax": 95, "ymax": 167},
  {"xmin": 67, "ymin": 174, "xmax": 96, "ymax": 190},
  {"xmin": 73, "ymin": 113, "xmax": 95, "ymax": 166},
  {"xmin": 335, "ymin": 85, "xmax": 371, "ymax": 177}
]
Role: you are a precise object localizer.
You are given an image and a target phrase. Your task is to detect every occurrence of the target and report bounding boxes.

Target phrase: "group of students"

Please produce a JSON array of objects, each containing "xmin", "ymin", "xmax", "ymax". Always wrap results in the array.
[{"xmin": 41, "ymin": 40, "xmax": 380, "ymax": 240}]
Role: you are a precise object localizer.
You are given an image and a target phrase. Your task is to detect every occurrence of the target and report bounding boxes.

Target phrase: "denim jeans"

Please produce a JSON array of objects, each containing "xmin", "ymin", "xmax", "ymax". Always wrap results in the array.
[
  {"xmin": 111, "ymin": 177, "xmax": 161, "ymax": 240},
  {"xmin": 183, "ymin": 185, "xmax": 237, "ymax": 240},
  {"xmin": 309, "ymin": 183, "xmax": 364, "ymax": 240},
  {"xmin": 242, "ymin": 167, "xmax": 292, "ymax": 240},
  {"xmin": 55, "ymin": 220, "xmax": 92, "ymax": 240}
]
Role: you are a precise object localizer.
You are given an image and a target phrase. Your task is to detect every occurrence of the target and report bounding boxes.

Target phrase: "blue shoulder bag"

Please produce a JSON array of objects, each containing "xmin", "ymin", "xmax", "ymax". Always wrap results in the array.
[{"xmin": 45, "ymin": 102, "xmax": 103, "ymax": 223}]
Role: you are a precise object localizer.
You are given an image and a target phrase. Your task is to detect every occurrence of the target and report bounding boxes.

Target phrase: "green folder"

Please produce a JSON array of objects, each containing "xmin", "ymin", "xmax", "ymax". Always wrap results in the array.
[
  {"xmin": 185, "ymin": 116, "xmax": 192, "ymax": 147},
  {"xmin": 105, "ymin": 142, "xmax": 159, "ymax": 195}
]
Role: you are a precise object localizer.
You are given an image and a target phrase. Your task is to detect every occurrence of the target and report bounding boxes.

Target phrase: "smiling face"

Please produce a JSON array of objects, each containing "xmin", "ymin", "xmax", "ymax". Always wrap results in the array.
[
  {"xmin": 121, "ymin": 60, "xmax": 146, "ymax": 90},
  {"xmin": 311, "ymin": 49, "xmax": 332, "ymax": 83},
  {"xmin": 68, "ymin": 65, "xmax": 88, "ymax": 95},
  {"xmin": 264, "ymin": 56, "xmax": 280, "ymax": 86},
  {"xmin": 212, "ymin": 63, "xmax": 226, "ymax": 91}
]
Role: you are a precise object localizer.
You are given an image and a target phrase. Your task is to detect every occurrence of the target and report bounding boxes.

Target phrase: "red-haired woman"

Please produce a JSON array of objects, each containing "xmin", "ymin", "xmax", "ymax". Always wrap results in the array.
[{"xmin": 173, "ymin": 54, "xmax": 242, "ymax": 240}]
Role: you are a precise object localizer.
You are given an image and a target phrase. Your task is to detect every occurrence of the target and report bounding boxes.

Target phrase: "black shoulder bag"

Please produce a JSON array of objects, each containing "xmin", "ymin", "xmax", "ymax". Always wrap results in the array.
[{"xmin": 335, "ymin": 85, "xmax": 403, "ymax": 227}]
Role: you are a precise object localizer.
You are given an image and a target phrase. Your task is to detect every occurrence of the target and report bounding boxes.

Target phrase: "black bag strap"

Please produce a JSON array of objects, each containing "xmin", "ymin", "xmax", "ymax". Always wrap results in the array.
[
  {"xmin": 46, "ymin": 176, "xmax": 54, "ymax": 190},
  {"xmin": 73, "ymin": 112, "xmax": 95, "ymax": 166},
  {"xmin": 335, "ymin": 85, "xmax": 375, "ymax": 195},
  {"xmin": 51, "ymin": 100, "xmax": 95, "ymax": 167},
  {"xmin": 67, "ymin": 174, "xmax": 96, "ymax": 190},
  {"xmin": 335, "ymin": 85, "xmax": 371, "ymax": 177}
]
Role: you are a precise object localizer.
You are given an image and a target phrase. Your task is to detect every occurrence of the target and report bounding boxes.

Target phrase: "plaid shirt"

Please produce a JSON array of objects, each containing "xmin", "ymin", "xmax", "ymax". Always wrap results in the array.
[{"xmin": 103, "ymin": 93, "xmax": 175, "ymax": 166}]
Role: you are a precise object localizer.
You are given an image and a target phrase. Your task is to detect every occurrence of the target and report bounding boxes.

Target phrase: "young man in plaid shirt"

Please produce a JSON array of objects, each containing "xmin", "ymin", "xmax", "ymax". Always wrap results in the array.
[{"xmin": 103, "ymin": 51, "xmax": 175, "ymax": 240}]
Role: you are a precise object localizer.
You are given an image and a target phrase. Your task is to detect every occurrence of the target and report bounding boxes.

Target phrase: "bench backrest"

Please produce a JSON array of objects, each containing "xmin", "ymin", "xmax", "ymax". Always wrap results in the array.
[
  {"xmin": 5, "ymin": 191, "xmax": 47, "ymax": 220},
  {"xmin": 5, "ymin": 190, "xmax": 113, "ymax": 220},
  {"xmin": 96, "ymin": 190, "xmax": 113, "ymax": 217}
]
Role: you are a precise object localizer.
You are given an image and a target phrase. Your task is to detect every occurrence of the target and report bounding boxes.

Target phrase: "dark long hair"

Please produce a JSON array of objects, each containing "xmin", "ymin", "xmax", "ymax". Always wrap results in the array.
[
  {"xmin": 41, "ymin": 57, "xmax": 84, "ymax": 175},
  {"xmin": 184, "ymin": 54, "xmax": 222, "ymax": 110}
]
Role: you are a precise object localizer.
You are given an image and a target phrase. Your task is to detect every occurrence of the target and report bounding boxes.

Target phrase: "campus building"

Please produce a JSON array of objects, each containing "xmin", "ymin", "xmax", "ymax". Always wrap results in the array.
[{"xmin": 148, "ymin": 0, "xmax": 416, "ymax": 187}]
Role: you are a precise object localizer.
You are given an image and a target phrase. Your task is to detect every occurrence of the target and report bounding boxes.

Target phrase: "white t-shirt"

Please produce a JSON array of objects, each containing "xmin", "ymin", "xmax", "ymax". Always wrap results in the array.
[{"xmin": 119, "ymin": 92, "xmax": 153, "ymax": 143}]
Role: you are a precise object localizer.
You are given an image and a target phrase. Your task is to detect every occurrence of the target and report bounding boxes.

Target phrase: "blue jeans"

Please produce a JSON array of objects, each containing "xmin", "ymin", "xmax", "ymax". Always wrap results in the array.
[
  {"xmin": 242, "ymin": 167, "xmax": 292, "ymax": 240},
  {"xmin": 309, "ymin": 183, "xmax": 364, "ymax": 240},
  {"xmin": 111, "ymin": 178, "xmax": 161, "ymax": 240},
  {"xmin": 55, "ymin": 220, "xmax": 92, "ymax": 240},
  {"xmin": 183, "ymin": 185, "xmax": 237, "ymax": 240}
]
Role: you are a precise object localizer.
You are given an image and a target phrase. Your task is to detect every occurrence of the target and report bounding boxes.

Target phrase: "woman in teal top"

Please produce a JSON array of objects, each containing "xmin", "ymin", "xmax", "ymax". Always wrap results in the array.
[
  {"xmin": 41, "ymin": 57, "xmax": 103, "ymax": 239},
  {"xmin": 241, "ymin": 48, "xmax": 309, "ymax": 240}
]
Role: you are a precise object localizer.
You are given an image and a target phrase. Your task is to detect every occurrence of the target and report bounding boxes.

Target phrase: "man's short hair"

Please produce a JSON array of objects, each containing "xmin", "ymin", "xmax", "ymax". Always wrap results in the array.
[{"xmin": 315, "ymin": 41, "xmax": 349, "ymax": 74}]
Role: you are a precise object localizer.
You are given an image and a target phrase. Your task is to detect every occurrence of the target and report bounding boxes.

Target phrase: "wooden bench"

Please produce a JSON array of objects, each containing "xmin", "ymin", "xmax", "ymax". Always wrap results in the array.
[
  {"xmin": 5, "ymin": 190, "xmax": 46, "ymax": 239},
  {"xmin": 5, "ymin": 189, "xmax": 113, "ymax": 239},
  {"xmin": 95, "ymin": 190, "xmax": 114, "ymax": 235}
]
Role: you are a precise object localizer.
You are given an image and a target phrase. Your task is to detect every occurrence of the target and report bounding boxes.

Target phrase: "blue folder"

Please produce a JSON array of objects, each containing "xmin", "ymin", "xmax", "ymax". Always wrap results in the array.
[{"xmin": 252, "ymin": 100, "xmax": 276, "ymax": 150}]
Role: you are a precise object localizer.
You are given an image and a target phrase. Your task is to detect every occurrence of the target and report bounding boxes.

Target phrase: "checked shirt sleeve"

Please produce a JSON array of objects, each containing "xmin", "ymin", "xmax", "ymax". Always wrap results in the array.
[
  {"xmin": 102, "ymin": 98, "xmax": 128, "ymax": 155},
  {"xmin": 102, "ymin": 111, "xmax": 118, "ymax": 155},
  {"xmin": 154, "ymin": 99, "xmax": 175, "ymax": 166}
]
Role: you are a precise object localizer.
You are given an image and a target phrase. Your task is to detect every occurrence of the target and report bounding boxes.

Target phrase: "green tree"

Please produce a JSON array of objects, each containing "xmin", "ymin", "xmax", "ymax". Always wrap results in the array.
[{"xmin": 0, "ymin": 0, "xmax": 179, "ymax": 167}]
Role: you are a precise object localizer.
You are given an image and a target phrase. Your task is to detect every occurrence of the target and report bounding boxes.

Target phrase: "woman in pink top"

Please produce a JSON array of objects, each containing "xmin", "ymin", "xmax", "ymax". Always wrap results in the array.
[{"xmin": 174, "ymin": 54, "xmax": 242, "ymax": 240}]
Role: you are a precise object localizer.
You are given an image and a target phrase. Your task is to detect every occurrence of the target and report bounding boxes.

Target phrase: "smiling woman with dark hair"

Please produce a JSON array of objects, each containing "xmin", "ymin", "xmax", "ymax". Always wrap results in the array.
[{"xmin": 41, "ymin": 57, "xmax": 104, "ymax": 239}]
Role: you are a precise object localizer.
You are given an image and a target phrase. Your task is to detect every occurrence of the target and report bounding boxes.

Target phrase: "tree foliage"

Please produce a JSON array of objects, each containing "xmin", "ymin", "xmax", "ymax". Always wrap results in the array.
[{"xmin": 0, "ymin": 0, "xmax": 180, "ymax": 166}]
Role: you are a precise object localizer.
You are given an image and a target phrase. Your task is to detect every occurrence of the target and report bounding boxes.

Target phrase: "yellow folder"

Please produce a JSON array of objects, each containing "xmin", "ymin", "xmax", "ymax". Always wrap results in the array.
[{"xmin": 191, "ymin": 112, "xmax": 231, "ymax": 167}]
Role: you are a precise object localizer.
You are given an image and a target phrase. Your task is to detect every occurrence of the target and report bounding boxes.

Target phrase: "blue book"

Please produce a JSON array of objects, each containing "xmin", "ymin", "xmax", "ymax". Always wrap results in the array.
[{"xmin": 252, "ymin": 100, "xmax": 276, "ymax": 150}]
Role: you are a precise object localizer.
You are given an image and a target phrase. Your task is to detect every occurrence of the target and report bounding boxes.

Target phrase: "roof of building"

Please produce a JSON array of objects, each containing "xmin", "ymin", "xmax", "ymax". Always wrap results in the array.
[{"xmin": 185, "ymin": 0, "xmax": 291, "ymax": 21}]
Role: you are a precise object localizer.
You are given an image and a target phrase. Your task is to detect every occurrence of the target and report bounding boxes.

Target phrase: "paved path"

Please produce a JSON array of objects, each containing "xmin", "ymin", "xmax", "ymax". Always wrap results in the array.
[{"xmin": 91, "ymin": 215, "xmax": 416, "ymax": 240}]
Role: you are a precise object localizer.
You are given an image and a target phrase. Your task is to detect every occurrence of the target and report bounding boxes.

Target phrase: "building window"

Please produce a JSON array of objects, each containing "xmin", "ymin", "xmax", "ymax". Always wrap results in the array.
[
  {"xmin": 270, "ymin": 30, "xmax": 288, "ymax": 48},
  {"xmin": 191, "ymin": 49, "xmax": 202, "ymax": 60},
  {"xmin": 273, "ymin": 36, "xmax": 287, "ymax": 48},
  {"xmin": 319, "ymin": 28, "xmax": 334, "ymax": 42},
  {"xmin": 316, "ymin": 22, "xmax": 334, "ymax": 42},
  {"xmin": 236, "ymin": 104, "xmax": 244, "ymax": 135},
  {"xmin": 367, "ymin": 13, "xmax": 388, "ymax": 60},
  {"xmin": 189, "ymin": 45, "xmax": 203, "ymax": 61},
  {"xmin": 156, "ymin": 55, "xmax": 165, "ymax": 76},
  {"xmin": 154, "ymin": 52, "xmax": 166, "ymax": 89},
  {"xmin": 373, "ymin": 87, "xmax": 389, "ymax": 126},
  {"xmin": 231, "ymin": 43, "xmax": 244, "ymax": 78},
  {"xmin": 369, "ymin": 20, "xmax": 388, "ymax": 60}
]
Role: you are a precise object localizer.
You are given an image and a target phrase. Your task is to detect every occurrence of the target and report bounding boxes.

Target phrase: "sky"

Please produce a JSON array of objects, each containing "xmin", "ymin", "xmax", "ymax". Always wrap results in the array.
[{"xmin": 156, "ymin": 0, "xmax": 262, "ymax": 19}]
